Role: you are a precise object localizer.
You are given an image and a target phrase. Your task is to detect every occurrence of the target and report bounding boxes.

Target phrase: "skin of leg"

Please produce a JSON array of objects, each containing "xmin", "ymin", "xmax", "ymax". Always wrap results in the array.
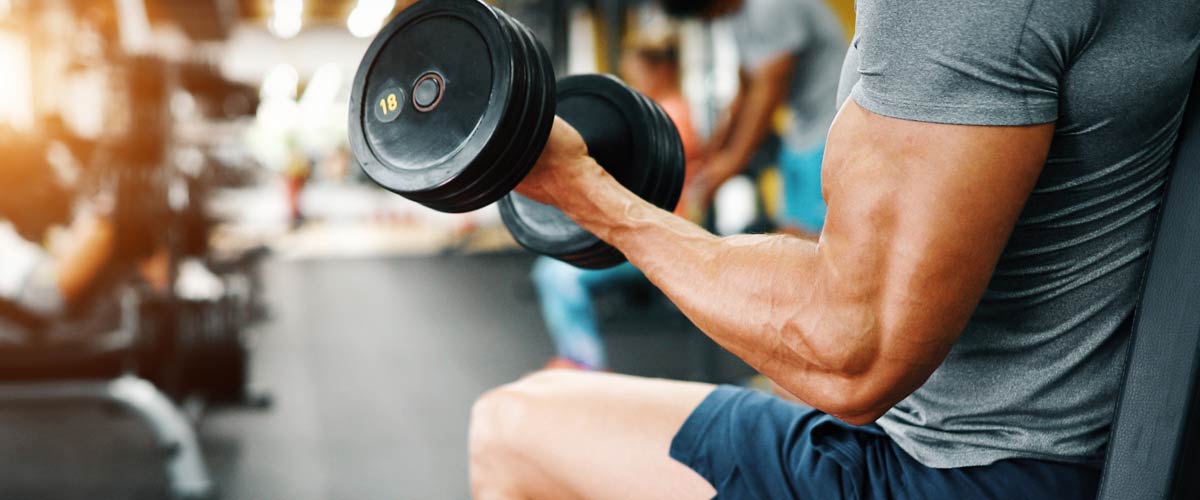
[{"xmin": 470, "ymin": 370, "xmax": 718, "ymax": 500}]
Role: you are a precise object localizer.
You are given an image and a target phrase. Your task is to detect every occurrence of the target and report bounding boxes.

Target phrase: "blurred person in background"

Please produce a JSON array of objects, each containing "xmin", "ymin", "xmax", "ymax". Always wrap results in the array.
[
  {"xmin": 533, "ymin": 27, "xmax": 701, "ymax": 371},
  {"xmin": 283, "ymin": 137, "xmax": 313, "ymax": 229},
  {"xmin": 669, "ymin": 0, "xmax": 846, "ymax": 237},
  {"xmin": 0, "ymin": 136, "xmax": 114, "ymax": 325},
  {"xmin": 619, "ymin": 28, "xmax": 703, "ymax": 185},
  {"xmin": 0, "ymin": 134, "xmax": 168, "ymax": 333}
]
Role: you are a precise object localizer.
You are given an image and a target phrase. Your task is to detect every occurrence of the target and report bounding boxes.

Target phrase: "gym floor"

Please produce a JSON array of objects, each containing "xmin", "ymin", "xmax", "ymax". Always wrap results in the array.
[{"xmin": 0, "ymin": 253, "xmax": 740, "ymax": 499}]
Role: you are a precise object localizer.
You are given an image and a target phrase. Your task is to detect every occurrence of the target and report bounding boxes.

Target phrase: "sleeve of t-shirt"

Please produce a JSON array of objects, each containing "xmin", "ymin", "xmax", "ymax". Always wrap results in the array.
[
  {"xmin": 847, "ymin": 0, "xmax": 1091, "ymax": 126},
  {"xmin": 734, "ymin": 0, "xmax": 812, "ymax": 71}
]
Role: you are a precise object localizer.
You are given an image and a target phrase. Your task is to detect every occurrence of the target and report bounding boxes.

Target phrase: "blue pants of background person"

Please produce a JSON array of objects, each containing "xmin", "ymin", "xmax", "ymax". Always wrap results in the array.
[
  {"xmin": 532, "ymin": 142, "xmax": 828, "ymax": 369},
  {"xmin": 531, "ymin": 258, "xmax": 646, "ymax": 369},
  {"xmin": 777, "ymin": 142, "xmax": 827, "ymax": 233}
]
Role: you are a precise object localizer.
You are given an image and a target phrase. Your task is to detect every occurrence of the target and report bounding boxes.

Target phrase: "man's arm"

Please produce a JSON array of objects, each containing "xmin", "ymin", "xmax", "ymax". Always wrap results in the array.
[
  {"xmin": 691, "ymin": 55, "xmax": 796, "ymax": 201},
  {"xmin": 518, "ymin": 100, "xmax": 1053, "ymax": 424},
  {"xmin": 48, "ymin": 212, "xmax": 116, "ymax": 306},
  {"xmin": 702, "ymin": 70, "xmax": 748, "ymax": 153},
  {"xmin": 718, "ymin": 56, "xmax": 796, "ymax": 169}
]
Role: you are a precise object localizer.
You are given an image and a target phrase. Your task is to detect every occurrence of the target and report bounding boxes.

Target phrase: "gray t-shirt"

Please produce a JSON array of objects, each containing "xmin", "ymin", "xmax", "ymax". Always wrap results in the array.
[
  {"xmin": 729, "ymin": 0, "xmax": 846, "ymax": 152},
  {"xmin": 836, "ymin": 0, "xmax": 1200, "ymax": 469}
]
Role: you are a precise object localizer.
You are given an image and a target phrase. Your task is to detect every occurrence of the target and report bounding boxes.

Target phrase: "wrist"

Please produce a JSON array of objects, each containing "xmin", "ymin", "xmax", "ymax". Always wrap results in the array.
[
  {"xmin": 545, "ymin": 156, "xmax": 604, "ymax": 207},
  {"xmin": 549, "ymin": 157, "xmax": 637, "ymax": 239}
]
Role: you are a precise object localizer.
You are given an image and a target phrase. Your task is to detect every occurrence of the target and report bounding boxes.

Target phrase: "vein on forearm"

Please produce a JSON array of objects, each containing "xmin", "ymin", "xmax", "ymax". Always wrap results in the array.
[{"xmin": 559, "ymin": 164, "xmax": 878, "ymax": 399}]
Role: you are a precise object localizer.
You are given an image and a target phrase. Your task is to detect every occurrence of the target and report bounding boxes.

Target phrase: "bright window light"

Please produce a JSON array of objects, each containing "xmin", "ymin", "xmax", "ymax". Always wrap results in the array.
[
  {"xmin": 269, "ymin": 0, "xmax": 304, "ymax": 39},
  {"xmin": 299, "ymin": 64, "xmax": 342, "ymax": 116},
  {"xmin": 347, "ymin": 0, "xmax": 395, "ymax": 38},
  {"xmin": 0, "ymin": 32, "xmax": 33, "ymax": 131},
  {"xmin": 260, "ymin": 63, "xmax": 299, "ymax": 101}
]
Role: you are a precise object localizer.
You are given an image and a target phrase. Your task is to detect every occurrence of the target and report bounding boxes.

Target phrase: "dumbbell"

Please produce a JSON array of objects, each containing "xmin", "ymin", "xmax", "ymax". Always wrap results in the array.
[{"xmin": 348, "ymin": 0, "xmax": 685, "ymax": 269}]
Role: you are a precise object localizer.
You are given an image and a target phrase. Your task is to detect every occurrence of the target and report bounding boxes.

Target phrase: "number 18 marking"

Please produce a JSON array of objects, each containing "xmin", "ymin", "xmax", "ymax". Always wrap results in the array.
[{"xmin": 380, "ymin": 93, "xmax": 399, "ymax": 116}]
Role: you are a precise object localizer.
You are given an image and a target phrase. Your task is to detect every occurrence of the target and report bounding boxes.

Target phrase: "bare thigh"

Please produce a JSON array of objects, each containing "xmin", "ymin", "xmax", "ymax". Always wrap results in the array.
[{"xmin": 470, "ymin": 370, "xmax": 718, "ymax": 500}]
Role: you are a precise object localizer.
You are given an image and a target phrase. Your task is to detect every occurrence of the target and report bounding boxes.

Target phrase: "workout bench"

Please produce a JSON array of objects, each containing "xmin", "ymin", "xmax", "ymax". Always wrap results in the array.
[
  {"xmin": 0, "ymin": 290, "xmax": 212, "ymax": 500},
  {"xmin": 1097, "ymin": 61, "xmax": 1200, "ymax": 499}
]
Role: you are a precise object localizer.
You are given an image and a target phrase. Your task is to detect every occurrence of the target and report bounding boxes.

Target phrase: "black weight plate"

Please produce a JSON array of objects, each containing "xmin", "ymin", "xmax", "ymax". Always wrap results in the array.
[
  {"xmin": 634, "ymin": 92, "xmax": 684, "ymax": 214},
  {"xmin": 413, "ymin": 8, "xmax": 533, "ymax": 211},
  {"xmin": 628, "ymin": 91, "xmax": 676, "ymax": 215},
  {"xmin": 561, "ymin": 75, "xmax": 652, "ymax": 196},
  {"xmin": 350, "ymin": 0, "xmax": 553, "ymax": 212},
  {"xmin": 574, "ymin": 245, "xmax": 627, "ymax": 269},
  {"xmin": 491, "ymin": 16, "xmax": 558, "ymax": 201},
  {"xmin": 354, "ymin": 0, "xmax": 500, "ymax": 193},
  {"xmin": 631, "ymin": 91, "xmax": 674, "ymax": 209},
  {"xmin": 636, "ymin": 90, "xmax": 685, "ymax": 213},
  {"xmin": 499, "ymin": 75, "xmax": 655, "ymax": 262},
  {"xmin": 436, "ymin": 10, "xmax": 555, "ymax": 212},
  {"xmin": 537, "ymin": 86, "xmax": 685, "ymax": 270},
  {"xmin": 500, "ymin": 74, "xmax": 683, "ymax": 269},
  {"xmin": 648, "ymin": 98, "xmax": 686, "ymax": 213},
  {"xmin": 415, "ymin": 10, "xmax": 531, "ymax": 211}
]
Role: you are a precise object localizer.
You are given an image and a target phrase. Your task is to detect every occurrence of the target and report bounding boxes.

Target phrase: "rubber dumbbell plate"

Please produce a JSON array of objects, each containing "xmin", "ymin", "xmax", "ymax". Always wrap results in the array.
[
  {"xmin": 349, "ymin": 0, "xmax": 555, "ymax": 212},
  {"xmin": 500, "ymin": 74, "xmax": 684, "ymax": 269}
]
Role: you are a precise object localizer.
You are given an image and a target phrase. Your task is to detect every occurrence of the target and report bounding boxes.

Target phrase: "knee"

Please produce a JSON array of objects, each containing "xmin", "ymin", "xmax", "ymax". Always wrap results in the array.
[
  {"xmin": 470, "ymin": 371, "xmax": 604, "ymax": 497},
  {"xmin": 469, "ymin": 376, "xmax": 550, "ymax": 497},
  {"xmin": 469, "ymin": 386, "xmax": 517, "ymax": 496},
  {"xmin": 470, "ymin": 384, "xmax": 524, "ymax": 460},
  {"xmin": 469, "ymin": 372, "xmax": 576, "ymax": 464},
  {"xmin": 470, "ymin": 373, "xmax": 567, "ymax": 449}
]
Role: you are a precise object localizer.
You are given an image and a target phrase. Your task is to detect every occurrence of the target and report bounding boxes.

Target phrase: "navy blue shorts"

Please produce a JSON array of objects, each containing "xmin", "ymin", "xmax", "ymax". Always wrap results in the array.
[{"xmin": 669, "ymin": 386, "xmax": 1101, "ymax": 499}]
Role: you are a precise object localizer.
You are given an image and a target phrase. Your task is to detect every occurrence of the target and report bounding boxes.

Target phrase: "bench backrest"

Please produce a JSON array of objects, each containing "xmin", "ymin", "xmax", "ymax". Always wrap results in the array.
[{"xmin": 1098, "ymin": 63, "xmax": 1200, "ymax": 500}]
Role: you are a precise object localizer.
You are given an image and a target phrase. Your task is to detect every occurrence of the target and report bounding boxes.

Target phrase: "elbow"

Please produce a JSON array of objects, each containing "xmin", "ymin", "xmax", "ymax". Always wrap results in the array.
[
  {"xmin": 771, "ymin": 354, "xmax": 897, "ymax": 425},
  {"xmin": 815, "ymin": 377, "xmax": 895, "ymax": 426},
  {"xmin": 774, "ymin": 302, "xmax": 912, "ymax": 425},
  {"xmin": 835, "ymin": 406, "xmax": 891, "ymax": 427},
  {"xmin": 777, "ymin": 328, "xmax": 898, "ymax": 426},
  {"xmin": 782, "ymin": 315, "xmax": 882, "ymax": 379}
]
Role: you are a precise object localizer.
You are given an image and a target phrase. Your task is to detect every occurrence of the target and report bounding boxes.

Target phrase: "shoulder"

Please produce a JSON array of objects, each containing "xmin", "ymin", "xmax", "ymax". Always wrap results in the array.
[{"xmin": 848, "ymin": 0, "xmax": 1103, "ymax": 126}]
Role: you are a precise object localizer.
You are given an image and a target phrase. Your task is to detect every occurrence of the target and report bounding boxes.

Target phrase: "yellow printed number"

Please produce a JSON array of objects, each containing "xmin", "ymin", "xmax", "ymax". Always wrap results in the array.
[{"xmin": 379, "ymin": 92, "xmax": 399, "ymax": 117}]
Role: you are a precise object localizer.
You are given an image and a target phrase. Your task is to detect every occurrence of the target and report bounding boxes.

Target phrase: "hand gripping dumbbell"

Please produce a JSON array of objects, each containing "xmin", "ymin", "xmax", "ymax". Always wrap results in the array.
[{"xmin": 348, "ymin": 0, "xmax": 686, "ymax": 269}]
